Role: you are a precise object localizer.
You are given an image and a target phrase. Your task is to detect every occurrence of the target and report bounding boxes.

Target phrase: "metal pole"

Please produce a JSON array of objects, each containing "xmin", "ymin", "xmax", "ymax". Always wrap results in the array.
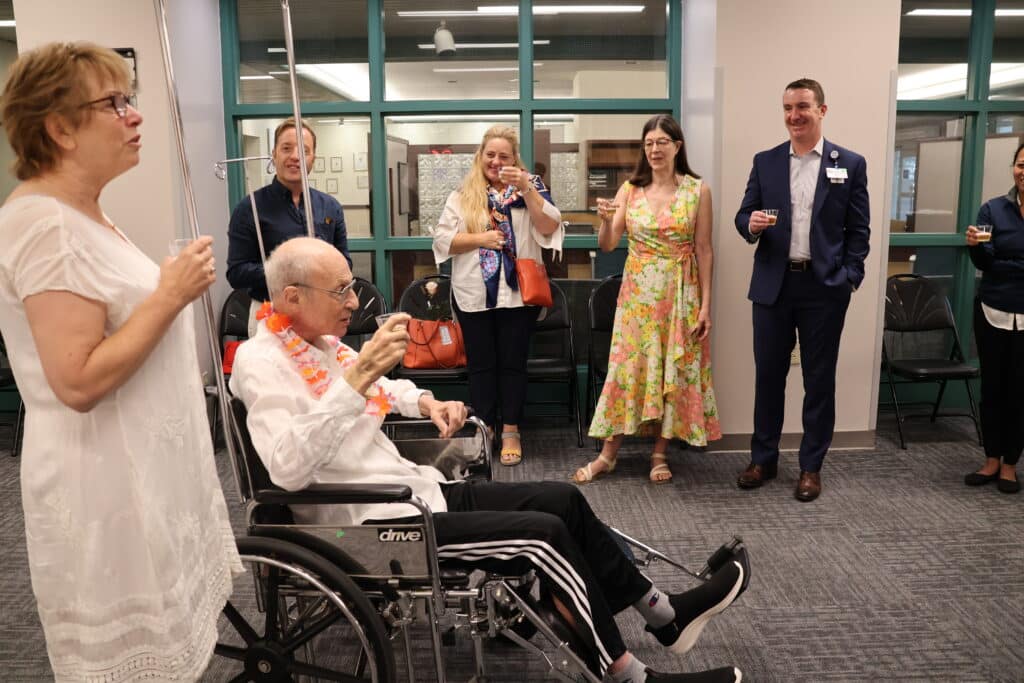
[
  {"xmin": 152, "ymin": 0, "xmax": 242, "ymax": 486},
  {"xmin": 280, "ymin": 0, "xmax": 316, "ymax": 237},
  {"xmin": 215, "ymin": 156, "xmax": 271, "ymax": 266}
]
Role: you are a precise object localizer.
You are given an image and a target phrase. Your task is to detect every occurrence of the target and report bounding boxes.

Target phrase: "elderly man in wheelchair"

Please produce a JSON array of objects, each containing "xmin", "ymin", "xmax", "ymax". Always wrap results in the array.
[{"xmin": 225, "ymin": 237, "xmax": 749, "ymax": 683}]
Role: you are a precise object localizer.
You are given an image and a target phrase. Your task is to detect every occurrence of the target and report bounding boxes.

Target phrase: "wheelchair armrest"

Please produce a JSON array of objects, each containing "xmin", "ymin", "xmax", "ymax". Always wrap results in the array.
[{"xmin": 254, "ymin": 483, "xmax": 413, "ymax": 506}]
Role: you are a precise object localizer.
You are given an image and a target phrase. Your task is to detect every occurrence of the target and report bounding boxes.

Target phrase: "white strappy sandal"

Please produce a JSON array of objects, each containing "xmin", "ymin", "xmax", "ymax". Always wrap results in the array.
[{"xmin": 573, "ymin": 453, "xmax": 617, "ymax": 484}]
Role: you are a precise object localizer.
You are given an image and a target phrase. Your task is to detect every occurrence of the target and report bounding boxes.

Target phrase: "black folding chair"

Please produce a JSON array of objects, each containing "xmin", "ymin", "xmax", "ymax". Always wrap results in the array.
[
  {"xmin": 527, "ymin": 280, "xmax": 585, "ymax": 447},
  {"xmin": 343, "ymin": 276, "xmax": 388, "ymax": 351},
  {"xmin": 0, "ymin": 334, "xmax": 24, "ymax": 457},
  {"xmin": 585, "ymin": 274, "xmax": 622, "ymax": 449},
  {"xmin": 882, "ymin": 273, "xmax": 982, "ymax": 449},
  {"xmin": 207, "ymin": 288, "xmax": 252, "ymax": 447},
  {"xmin": 392, "ymin": 274, "xmax": 469, "ymax": 389}
]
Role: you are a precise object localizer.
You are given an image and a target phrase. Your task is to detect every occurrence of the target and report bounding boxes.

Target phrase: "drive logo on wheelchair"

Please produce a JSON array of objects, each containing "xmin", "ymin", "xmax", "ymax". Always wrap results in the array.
[{"xmin": 377, "ymin": 527, "xmax": 423, "ymax": 542}]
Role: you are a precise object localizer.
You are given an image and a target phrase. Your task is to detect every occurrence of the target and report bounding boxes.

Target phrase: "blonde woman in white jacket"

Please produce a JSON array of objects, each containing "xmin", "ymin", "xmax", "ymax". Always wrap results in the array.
[{"xmin": 432, "ymin": 125, "xmax": 563, "ymax": 465}]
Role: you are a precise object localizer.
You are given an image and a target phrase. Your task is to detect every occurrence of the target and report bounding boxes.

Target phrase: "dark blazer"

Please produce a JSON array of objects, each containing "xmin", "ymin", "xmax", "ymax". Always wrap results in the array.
[{"xmin": 735, "ymin": 139, "xmax": 871, "ymax": 306}]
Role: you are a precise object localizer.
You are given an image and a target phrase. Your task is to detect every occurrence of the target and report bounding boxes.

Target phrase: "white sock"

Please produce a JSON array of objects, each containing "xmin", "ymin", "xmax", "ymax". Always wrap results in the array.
[
  {"xmin": 633, "ymin": 582, "xmax": 674, "ymax": 628},
  {"xmin": 606, "ymin": 653, "xmax": 648, "ymax": 683}
]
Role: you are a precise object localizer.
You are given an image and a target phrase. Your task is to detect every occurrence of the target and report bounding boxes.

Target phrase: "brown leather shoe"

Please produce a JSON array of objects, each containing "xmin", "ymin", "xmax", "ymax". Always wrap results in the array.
[
  {"xmin": 737, "ymin": 461, "xmax": 777, "ymax": 489},
  {"xmin": 794, "ymin": 471, "xmax": 821, "ymax": 502}
]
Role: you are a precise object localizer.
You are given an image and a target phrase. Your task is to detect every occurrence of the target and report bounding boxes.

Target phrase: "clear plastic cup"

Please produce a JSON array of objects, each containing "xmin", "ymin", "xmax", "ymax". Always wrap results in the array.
[
  {"xmin": 169, "ymin": 238, "xmax": 192, "ymax": 256},
  {"xmin": 762, "ymin": 209, "xmax": 779, "ymax": 226},
  {"xmin": 375, "ymin": 312, "xmax": 402, "ymax": 328},
  {"xmin": 976, "ymin": 224, "xmax": 993, "ymax": 243}
]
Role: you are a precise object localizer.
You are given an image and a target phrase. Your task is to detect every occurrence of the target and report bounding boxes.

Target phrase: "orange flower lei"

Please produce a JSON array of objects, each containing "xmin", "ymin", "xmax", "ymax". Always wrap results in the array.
[{"xmin": 257, "ymin": 301, "xmax": 394, "ymax": 418}]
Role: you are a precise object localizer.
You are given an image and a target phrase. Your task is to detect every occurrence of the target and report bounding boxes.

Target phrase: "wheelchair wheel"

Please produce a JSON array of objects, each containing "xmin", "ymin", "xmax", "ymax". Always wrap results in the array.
[{"xmin": 211, "ymin": 535, "xmax": 397, "ymax": 682}]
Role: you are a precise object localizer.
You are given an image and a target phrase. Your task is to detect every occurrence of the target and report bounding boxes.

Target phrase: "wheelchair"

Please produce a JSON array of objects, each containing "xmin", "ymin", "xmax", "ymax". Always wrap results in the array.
[{"xmin": 215, "ymin": 396, "xmax": 751, "ymax": 682}]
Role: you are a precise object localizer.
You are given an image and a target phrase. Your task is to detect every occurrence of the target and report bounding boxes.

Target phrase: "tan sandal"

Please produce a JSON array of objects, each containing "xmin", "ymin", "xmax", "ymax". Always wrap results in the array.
[
  {"xmin": 573, "ymin": 453, "xmax": 617, "ymax": 484},
  {"xmin": 650, "ymin": 452, "xmax": 673, "ymax": 484},
  {"xmin": 500, "ymin": 431, "xmax": 522, "ymax": 466}
]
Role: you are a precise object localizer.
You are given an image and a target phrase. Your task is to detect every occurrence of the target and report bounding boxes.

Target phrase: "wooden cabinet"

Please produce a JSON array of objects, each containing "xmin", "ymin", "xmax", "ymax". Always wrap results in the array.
[{"xmin": 585, "ymin": 139, "xmax": 638, "ymax": 208}]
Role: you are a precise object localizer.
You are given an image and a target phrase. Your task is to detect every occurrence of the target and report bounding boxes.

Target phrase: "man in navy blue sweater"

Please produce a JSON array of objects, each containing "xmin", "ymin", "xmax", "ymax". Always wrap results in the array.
[{"xmin": 226, "ymin": 118, "xmax": 350, "ymax": 306}]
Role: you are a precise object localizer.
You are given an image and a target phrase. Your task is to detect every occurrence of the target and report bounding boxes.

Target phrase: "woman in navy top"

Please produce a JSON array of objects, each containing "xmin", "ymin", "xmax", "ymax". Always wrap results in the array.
[{"xmin": 964, "ymin": 142, "xmax": 1024, "ymax": 494}]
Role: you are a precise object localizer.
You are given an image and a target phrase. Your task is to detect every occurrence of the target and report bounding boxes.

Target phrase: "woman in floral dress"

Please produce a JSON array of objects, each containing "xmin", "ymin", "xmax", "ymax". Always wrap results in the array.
[{"xmin": 574, "ymin": 115, "xmax": 720, "ymax": 484}]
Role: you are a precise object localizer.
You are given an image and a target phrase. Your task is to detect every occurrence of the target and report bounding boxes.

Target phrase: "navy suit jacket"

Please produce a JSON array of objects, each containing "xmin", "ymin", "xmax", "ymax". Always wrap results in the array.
[{"xmin": 735, "ymin": 139, "xmax": 870, "ymax": 306}]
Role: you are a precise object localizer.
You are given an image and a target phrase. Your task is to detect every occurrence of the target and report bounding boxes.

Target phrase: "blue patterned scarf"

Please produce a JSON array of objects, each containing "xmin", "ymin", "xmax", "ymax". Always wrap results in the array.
[{"xmin": 479, "ymin": 174, "xmax": 551, "ymax": 308}]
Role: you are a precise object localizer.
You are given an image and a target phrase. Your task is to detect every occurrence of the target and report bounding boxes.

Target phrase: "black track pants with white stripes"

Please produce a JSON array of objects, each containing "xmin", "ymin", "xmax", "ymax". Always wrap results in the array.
[{"xmin": 435, "ymin": 479, "xmax": 651, "ymax": 676}]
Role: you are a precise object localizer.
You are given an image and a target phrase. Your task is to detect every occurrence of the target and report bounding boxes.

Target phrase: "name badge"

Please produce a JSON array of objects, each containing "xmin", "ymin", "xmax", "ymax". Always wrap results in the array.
[{"xmin": 826, "ymin": 167, "xmax": 848, "ymax": 184}]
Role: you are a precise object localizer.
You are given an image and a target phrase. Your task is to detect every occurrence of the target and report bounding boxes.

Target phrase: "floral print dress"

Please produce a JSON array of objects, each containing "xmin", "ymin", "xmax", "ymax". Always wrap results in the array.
[{"xmin": 588, "ymin": 176, "xmax": 721, "ymax": 445}]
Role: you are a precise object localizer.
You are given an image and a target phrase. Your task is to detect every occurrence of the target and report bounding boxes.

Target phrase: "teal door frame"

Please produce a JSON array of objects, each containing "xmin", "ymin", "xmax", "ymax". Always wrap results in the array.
[{"xmin": 219, "ymin": 0, "xmax": 681, "ymax": 305}]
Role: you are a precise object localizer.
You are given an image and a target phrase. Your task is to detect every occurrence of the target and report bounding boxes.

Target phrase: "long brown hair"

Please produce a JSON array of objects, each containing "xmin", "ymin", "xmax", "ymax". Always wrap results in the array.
[
  {"xmin": 457, "ymin": 125, "xmax": 524, "ymax": 233},
  {"xmin": 627, "ymin": 114, "xmax": 700, "ymax": 187}
]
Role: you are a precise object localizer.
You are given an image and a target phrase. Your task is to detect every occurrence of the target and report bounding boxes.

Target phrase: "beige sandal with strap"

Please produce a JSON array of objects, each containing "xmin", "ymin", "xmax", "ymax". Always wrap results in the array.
[
  {"xmin": 500, "ymin": 431, "xmax": 522, "ymax": 466},
  {"xmin": 650, "ymin": 452, "xmax": 673, "ymax": 484},
  {"xmin": 573, "ymin": 453, "xmax": 617, "ymax": 484}
]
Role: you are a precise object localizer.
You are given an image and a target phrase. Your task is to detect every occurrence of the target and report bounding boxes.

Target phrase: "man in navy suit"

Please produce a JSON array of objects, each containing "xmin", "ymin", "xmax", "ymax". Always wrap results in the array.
[{"xmin": 734, "ymin": 78, "xmax": 870, "ymax": 502}]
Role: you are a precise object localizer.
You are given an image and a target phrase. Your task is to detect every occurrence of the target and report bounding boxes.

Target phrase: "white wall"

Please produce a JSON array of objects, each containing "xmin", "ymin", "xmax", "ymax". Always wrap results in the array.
[
  {"xmin": 709, "ymin": 0, "xmax": 900, "ymax": 444},
  {"xmin": 680, "ymin": 0, "xmax": 718, "ymax": 183},
  {"xmin": 13, "ymin": 0, "xmax": 229, "ymax": 375}
]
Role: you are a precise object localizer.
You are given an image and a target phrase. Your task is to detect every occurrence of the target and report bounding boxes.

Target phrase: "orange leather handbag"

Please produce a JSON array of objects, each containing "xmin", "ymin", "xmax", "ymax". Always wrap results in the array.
[
  {"xmin": 402, "ymin": 319, "xmax": 467, "ymax": 369},
  {"xmin": 515, "ymin": 258, "xmax": 553, "ymax": 307}
]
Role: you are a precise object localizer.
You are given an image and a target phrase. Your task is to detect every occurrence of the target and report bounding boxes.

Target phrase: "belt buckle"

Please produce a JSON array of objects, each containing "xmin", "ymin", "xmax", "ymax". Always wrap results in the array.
[{"xmin": 789, "ymin": 260, "xmax": 808, "ymax": 272}]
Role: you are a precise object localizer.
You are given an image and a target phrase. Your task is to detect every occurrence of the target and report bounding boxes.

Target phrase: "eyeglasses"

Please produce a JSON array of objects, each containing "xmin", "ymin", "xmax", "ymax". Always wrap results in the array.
[
  {"xmin": 643, "ymin": 138, "xmax": 677, "ymax": 150},
  {"xmin": 80, "ymin": 92, "xmax": 137, "ymax": 119},
  {"xmin": 291, "ymin": 281, "xmax": 358, "ymax": 301}
]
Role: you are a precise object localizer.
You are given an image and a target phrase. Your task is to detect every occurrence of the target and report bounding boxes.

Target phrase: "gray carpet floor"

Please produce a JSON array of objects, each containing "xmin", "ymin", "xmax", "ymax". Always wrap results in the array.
[{"xmin": 0, "ymin": 414, "xmax": 1021, "ymax": 682}]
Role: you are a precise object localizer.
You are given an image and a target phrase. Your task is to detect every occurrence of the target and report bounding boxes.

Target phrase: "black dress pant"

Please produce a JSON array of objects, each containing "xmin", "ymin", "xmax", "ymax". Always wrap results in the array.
[
  {"xmin": 452, "ymin": 298, "xmax": 540, "ymax": 428},
  {"xmin": 435, "ymin": 480, "xmax": 650, "ymax": 676},
  {"xmin": 974, "ymin": 301, "xmax": 1024, "ymax": 466},
  {"xmin": 751, "ymin": 269, "xmax": 851, "ymax": 472}
]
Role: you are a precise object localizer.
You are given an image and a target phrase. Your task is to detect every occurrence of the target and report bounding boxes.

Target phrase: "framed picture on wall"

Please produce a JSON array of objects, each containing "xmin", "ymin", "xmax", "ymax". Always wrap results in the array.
[
  {"xmin": 313, "ymin": 157, "xmax": 325, "ymax": 173},
  {"xmin": 330, "ymin": 156, "xmax": 343, "ymax": 172},
  {"xmin": 396, "ymin": 161, "xmax": 409, "ymax": 215},
  {"xmin": 357, "ymin": 174, "xmax": 369, "ymax": 189},
  {"xmin": 327, "ymin": 178, "xmax": 338, "ymax": 194},
  {"xmin": 354, "ymin": 152, "xmax": 368, "ymax": 172}
]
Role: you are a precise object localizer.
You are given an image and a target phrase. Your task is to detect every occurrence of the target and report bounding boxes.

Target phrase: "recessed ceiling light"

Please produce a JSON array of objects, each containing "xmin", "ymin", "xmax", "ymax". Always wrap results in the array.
[
  {"xmin": 0, "ymin": 20, "xmax": 15, "ymax": 27},
  {"xmin": 267, "ymin": 47, "xmax": 287, "ymax": 53},
  {"xmin": 416, "ymin": 40, "xmax": 551, "ymax": 50},
  {"xmin": 389, "ymin": 114, "xmax": 520, "ymax": 122},
  {"xmin": 905, "ymin": 8, "xmax": 1024, "ymax": 16},
  {"xmin": 240, "ymin": 75, "xmax": 274, "ymax": 80},
  {"xmin": 294, "ymin": 63, "xmax": 373, "ymax": 100},
  {"xmin": 397, "ymin": 5, "xmax": 644, "ymax": 18},
  {"xmin": 896, "ymin": 63, "xmax": 1024, "ymax": 99},
  {"xmin": 433, "ymin": 66, "xmax": 520, "ymax": 73}
]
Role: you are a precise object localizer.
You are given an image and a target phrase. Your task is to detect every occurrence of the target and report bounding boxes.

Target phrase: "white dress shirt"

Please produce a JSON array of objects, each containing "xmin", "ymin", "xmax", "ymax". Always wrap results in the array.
[
  {"xmin": 981, "ymin": 304, "xmax": 1023, "ymax": 330},
  {"xmin": 789, "ymin": 137, "xmax": 824, "ymax": 261},
  {"xmin": 229, "ymin": 324, "xmax": 449, "ymax": 526},
  {"xmin": 432, "ymin": 191, "xmax": 563, "ymax": 312}
]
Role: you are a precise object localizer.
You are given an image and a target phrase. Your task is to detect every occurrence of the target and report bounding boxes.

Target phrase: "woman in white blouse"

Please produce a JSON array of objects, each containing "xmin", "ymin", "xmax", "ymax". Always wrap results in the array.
[
  {"xmin": 432, "ymin": 126, "xmax": 563, "ymax": 465},
  {"xmin": 0, "ymin": 42, "xmax": 242, "ymax": 681}
]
